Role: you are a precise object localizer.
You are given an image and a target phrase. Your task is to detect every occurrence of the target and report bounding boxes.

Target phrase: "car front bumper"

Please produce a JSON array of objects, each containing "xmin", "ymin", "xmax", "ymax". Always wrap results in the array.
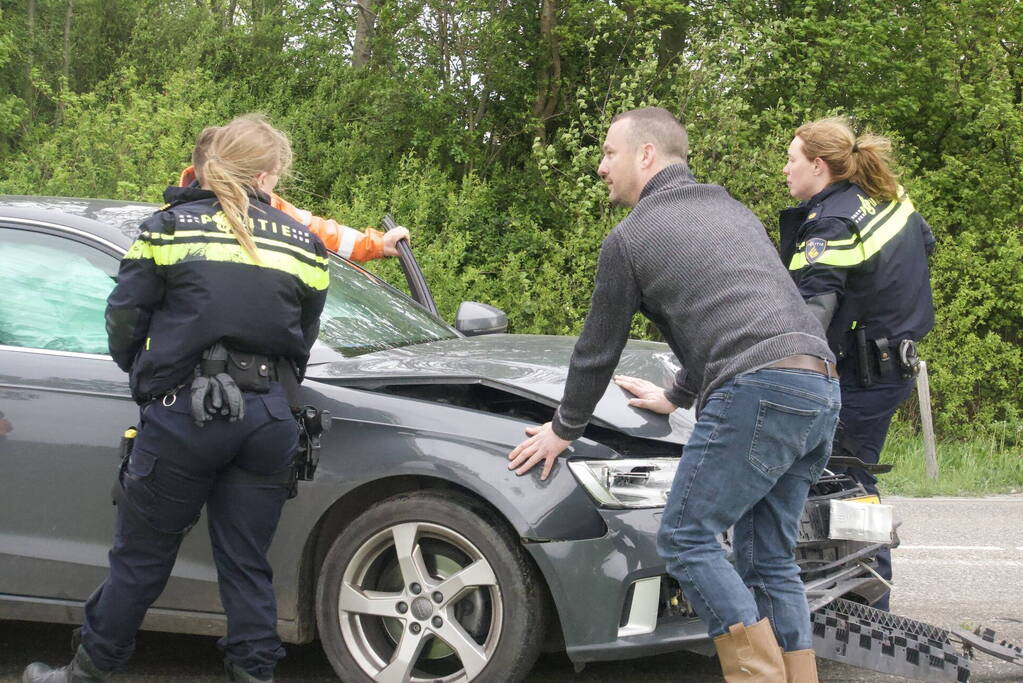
[{"xmin": 525, "ymin": 506, "xmax": 889, "ymax": 664}]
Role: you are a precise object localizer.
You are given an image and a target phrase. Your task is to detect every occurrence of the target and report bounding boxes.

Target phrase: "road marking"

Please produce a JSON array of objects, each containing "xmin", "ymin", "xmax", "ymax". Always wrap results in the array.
[
  {"xmin": 899, "ymin": 545, "xmax": 1004, "ymax": 551},
  {"xmin": 897, "ymin": 558, "xmax": 1023, "ymax": 568},
  {"xmin": 887, "ymin": 496, "xmax": 1023, "ymax": 502}
]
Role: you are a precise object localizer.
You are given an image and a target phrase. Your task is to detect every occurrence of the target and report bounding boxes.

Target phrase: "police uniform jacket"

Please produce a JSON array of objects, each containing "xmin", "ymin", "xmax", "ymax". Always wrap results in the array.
[
  {"xmin": 779, "ymin": 180, "xmax": 935, "ymax": 372},
  {"xmin": 105, "ymin": 185, "xmax": 329, "ymax": 402}
]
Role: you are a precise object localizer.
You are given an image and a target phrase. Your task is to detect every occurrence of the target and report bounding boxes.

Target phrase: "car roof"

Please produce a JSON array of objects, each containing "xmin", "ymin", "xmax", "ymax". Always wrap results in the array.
[{"xmin": 0, "ymin": 195, "xmax": 159, "ymax": 250}]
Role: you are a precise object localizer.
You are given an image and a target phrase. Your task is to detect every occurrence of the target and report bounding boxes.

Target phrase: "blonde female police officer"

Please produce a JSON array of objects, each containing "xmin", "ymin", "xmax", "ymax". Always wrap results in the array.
[
  {"xmin": 781, "ymin": 117, "xmax": 935, "ymax": 611},
  {"xmin": 24, "ymin": 115, "xmax": 328, "ymax": 683}
]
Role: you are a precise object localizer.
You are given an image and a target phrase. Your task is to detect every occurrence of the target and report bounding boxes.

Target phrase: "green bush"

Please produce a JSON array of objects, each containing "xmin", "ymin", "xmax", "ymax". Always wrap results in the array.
[{"xmin": 0, "ymin": 0, "xmax": 1019, "ymax": 441}]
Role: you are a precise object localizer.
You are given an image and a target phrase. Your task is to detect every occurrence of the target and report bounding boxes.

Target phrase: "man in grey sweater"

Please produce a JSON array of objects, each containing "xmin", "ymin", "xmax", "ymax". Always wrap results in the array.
[{"xmin": 509, "ymin": 107, "xmax": 839, "ymax": 682}]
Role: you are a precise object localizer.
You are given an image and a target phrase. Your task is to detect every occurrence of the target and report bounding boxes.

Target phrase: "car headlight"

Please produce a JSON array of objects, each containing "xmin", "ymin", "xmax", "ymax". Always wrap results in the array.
[{"xmin": 568, "ymin": 458, "xmax": 679, "ymax": 508}]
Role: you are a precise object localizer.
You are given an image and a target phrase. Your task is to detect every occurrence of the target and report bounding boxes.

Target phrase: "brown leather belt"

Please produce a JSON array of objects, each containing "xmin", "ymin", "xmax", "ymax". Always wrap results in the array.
[{"xmin": 767, "ymin": 354, "xmax": 837, "ymax": 379}]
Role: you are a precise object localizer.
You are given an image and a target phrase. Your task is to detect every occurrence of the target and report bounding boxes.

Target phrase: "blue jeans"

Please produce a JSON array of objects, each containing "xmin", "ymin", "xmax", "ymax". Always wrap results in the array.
[{"xmin": 657, "ymin": 367, "xmax": 840, "ymax": 651}]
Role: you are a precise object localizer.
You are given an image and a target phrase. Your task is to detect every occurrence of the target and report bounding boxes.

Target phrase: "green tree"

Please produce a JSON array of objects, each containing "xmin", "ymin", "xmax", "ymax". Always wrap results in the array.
[{"xmin": 0, "ymin": 0, "xmax": 1019, "ymax": 438}]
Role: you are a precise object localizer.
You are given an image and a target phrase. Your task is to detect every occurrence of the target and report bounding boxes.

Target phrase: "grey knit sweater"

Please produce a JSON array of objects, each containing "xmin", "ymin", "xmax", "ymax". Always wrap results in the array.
[{"xmin": 552, "ymin": 164, "xmax": 834, "ymax": 440}]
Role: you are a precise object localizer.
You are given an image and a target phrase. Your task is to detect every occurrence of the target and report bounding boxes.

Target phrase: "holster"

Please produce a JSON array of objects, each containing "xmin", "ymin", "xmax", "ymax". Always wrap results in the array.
[
  {"xmin": 226, "ymin": 351, "xmax": 274, "ymax": 393},
  {"xmin": 849, "ymin": 330, "xmax": 919, "ymax": 386},
  {"xmin": 854, "ymin": 327, "xmax": 873, "ymax": 387},
  {"xmin": 201, "ymin": 342, "xmax": 275, "ymax": 393},
  {"xmin": 115, "ymin": 426, "xmax": 137, "ymax": 487},
  {"xmin": 874, "ymin": 337, "xmax": 895, "ymax": 380}
]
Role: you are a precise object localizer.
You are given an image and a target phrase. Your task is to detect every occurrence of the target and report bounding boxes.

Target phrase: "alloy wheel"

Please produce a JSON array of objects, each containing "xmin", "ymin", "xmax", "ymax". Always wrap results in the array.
[{"xmin": 337, "ymin": 520, "xmax": 504, "ymax": 682}]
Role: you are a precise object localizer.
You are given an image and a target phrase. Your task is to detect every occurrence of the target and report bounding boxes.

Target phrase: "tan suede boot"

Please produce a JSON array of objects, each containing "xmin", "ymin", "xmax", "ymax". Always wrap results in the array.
[
  {"xmin": 712, "ymin": 618, "xmax": 786, "ymax": 681},
  {"xmin": 782, "ymin": 649, "xmax": 819, "ymax": 683}
]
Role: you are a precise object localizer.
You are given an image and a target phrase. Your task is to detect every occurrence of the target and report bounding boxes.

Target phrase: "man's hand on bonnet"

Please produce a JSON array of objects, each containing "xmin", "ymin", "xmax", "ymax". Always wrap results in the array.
[
  {"xmin": 614, "ymin": 375, "xmax": 677, "ymax": 414},
  {"xmin": 508, "ymin": 422, "xmax": 572, "ymax": 481}
]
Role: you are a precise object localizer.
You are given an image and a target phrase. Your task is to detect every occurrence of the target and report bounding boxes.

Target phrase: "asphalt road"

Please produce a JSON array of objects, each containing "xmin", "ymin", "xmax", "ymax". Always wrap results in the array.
[{"xmin": 3, "ymin": 495, "xmax": 1022, "ymax": 682}]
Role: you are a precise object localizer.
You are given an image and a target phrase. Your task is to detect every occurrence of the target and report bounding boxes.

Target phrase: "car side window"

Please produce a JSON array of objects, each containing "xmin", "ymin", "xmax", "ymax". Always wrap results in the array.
[{"xmin": 0, "ymin": 227, "xmax": 119, "ymax": 354}]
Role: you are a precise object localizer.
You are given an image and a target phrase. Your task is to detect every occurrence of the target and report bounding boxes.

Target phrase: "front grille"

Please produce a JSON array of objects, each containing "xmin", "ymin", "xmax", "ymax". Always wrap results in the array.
[{"xmin": 796, "ymin": 474, "xmax": 886, "ymax": 578}]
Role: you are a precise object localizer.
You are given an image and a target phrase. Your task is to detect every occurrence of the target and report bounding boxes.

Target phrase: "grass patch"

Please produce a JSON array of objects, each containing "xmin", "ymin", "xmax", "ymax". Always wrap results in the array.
[{"xmin": 877, "ymin": 420, "xmax": 1023, "ymax": 497}]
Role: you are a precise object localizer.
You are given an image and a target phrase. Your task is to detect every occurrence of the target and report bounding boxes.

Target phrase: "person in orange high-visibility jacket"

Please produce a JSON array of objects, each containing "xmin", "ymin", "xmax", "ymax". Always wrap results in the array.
[{"xmin": 179, "ymin": 126, "xmax": 410, "ymax": 262}]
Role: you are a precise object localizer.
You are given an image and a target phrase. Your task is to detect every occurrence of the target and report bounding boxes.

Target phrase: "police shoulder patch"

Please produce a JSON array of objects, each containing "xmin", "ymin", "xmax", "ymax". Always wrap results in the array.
[{"xmin": 805, "ymin": 237, "xmax": 827, "ymax": 264}]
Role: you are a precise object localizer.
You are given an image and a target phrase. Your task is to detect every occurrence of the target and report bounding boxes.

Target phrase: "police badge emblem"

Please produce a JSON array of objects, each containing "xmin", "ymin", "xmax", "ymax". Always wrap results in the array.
[
  {"xmin": 805, "ymin": 237, "xmax": 827, "ymax": 264},
  {"xmin": 210, "ymin": 210, "xmax": 234, "ymax": 234}
]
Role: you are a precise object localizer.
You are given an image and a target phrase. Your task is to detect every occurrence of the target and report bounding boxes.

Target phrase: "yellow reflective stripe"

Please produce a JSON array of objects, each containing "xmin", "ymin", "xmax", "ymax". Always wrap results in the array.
[
  {"xmin": 861, "ymin": 195, "xmax": 914, "ymax": 241},
  {"xmin": 145, "ymin": 230, "xmax": 328, "ymax": 267},
  {"xmin": 125, "ymin": 239, "xmax": 154, "ymax": 260},
  {"xmin": 858, "ymin": 198, "xmax": 915, "ymax": 259},
  {"xmin": 807, "ymin": 200, "xmax": 901, "ymax": 249},
  {"xmin": 127, "ymin": 239, "xmax": 328, "ymax": 290},
  {"xmin": 790, "ymin": 198, "xmax": 915, "ymax": 270},
  {"xmin": 814, "ymin": 234, "xmax": 856, "ymax": 248},
  {"xmin": 789, "ymin": 242, "xmax": 865, "ymax": 269}
]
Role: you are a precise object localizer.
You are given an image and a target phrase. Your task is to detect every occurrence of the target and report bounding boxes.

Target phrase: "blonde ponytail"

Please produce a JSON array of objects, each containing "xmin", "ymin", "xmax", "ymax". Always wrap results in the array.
[
  {"xmin": 203, "ymin": 158, "xmax": 260, "ymax": 261},
  {"xmin": 795, "ymin": 117, "xmax": 901, "ymax": 202},
  {"xmin": 200, "ymin": 114, "xmax": 294, "ymax": 263},
  {"xmin": 848, "ymin": 133, "xmax": 900, "ymax": 201}
]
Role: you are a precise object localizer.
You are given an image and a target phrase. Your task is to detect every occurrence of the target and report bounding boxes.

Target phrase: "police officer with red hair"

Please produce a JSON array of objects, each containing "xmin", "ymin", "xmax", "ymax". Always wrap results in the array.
[{"xmin": 780, "ymin": 116, "xmax": 935, "ymax": 612}]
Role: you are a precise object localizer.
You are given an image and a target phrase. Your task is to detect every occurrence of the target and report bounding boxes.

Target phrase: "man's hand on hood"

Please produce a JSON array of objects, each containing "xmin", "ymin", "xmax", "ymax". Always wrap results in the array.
[
  {"xmin": 508, "ymin": 422, "xmax": 571, "ymax": 481},
  {"xmin": 615, "ymin": 375, "xmax": 677, "ymax": 414}
]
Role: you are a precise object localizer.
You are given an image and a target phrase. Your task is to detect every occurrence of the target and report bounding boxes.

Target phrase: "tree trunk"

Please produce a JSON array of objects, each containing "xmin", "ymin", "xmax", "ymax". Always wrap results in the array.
[
  {"xmin": 352, "ymin": 0, "xmax": 378, "ymax": 69},
  {"xmin": 436, "ymin": 2, "xmax": 449, "ymax": 87},
  {"xmin": 25, "ymin": 0, "xmax": 36, "ymax": 126},
  {"xmin": 532, "ymin": 0, "xmax": 561, "ymax": 140},
  {"xmin": 657, "ymin": 8, "xmax": 689, "ymax": 74},
  {"xmin": 59, "ymin": 0, "xmax": 74, "ymax": 121}
]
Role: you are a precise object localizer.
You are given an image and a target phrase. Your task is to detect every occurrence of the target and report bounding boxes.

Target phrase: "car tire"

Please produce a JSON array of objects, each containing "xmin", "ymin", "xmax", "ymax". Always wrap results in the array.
[{"xmin": 315, "ymin": 491, "xmax": 545, "ymax": 683}]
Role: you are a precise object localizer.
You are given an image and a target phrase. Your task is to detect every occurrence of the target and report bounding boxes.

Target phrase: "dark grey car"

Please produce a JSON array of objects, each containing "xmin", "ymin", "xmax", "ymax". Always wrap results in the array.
[{"xmin": 0, "ymin": 196, "xmax": 890, "ymax": 682}]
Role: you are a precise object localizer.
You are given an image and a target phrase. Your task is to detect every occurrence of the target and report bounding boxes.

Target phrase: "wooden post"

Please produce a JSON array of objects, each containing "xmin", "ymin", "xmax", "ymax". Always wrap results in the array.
[{"xmin": 917, "ymin": 360, "xmax": 938, "ymax": 479}]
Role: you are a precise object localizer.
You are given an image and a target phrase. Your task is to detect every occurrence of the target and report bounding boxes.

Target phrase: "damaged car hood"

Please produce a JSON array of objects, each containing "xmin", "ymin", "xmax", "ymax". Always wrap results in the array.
[{"xmin": 306, "ymin": 334, "xmax": 695, "ymax": 444}]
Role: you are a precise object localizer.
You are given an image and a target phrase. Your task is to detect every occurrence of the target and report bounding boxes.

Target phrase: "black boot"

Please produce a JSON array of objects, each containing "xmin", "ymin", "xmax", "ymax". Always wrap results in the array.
[
  {"xmin": 225, "ymin": 660, "xmax": 274, "ymax": 682},
  {"xmin": 23, "ymin": 645, "xmax": 108, "ymax": 683}
]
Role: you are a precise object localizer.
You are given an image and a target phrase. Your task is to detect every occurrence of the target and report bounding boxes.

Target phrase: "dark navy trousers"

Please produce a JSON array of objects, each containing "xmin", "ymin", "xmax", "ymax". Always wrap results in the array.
[
  {"xmin": 832, "ymin": 377, "xmax": 915, "ymax": 611},
  {"xmin": 80, "ymin": 382, "xmax": 298, "ymax": 679}
]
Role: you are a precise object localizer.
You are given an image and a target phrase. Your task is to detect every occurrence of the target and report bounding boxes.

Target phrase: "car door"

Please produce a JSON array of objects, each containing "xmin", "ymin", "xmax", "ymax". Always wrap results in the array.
[{"xmin": 0, "ymin": 221, "xmax": 222, "ymax": 617}]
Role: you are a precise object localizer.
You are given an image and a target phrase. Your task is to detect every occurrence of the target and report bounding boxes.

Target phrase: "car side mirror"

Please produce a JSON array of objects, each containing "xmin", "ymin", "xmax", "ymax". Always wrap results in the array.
[{"xmin": 455, "ymin": 301, "xmax": 507, "ymax": 336}]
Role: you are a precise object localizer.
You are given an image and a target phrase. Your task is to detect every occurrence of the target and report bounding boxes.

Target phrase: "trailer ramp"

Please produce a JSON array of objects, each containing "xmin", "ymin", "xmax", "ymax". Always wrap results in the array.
[
  {"xmin": 952, "ymin": 623, "xmax": 1023, "ymax": 668},
  {"xmin": 813, "ymin": 598, "xmax": 970, "ymax": 681}
]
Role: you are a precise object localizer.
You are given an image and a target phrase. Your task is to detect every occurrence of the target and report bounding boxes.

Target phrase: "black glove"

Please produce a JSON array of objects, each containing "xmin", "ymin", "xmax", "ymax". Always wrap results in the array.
[
  {"xmin": 190, "ymin": 375, "xmax": 214, "ymax": 427},
  {"xmin": 190, "ymin": 373, "xmax": 245, "ymax": 427},
  {"xmin": 213, "ymin": 372, "xmax": 244, "ymax": 422},
  {"xmin": 205, "ymin": 374, "xmax": 224, "ymax": 415}
]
